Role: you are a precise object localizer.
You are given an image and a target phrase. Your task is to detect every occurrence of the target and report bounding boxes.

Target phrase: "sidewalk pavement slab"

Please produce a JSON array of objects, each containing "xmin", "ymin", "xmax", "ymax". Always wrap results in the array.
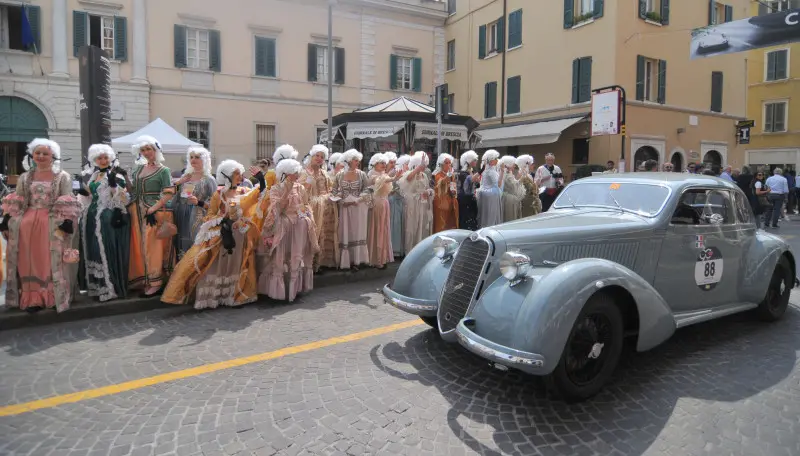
[{"xmin": 0, "ymin": 263, "xmax": 398, "ymax": 331}]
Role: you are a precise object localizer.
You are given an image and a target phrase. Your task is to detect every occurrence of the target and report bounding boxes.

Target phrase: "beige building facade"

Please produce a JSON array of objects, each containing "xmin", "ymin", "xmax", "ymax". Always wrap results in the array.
[
  {"xmin": 445, "ymin": 0, "xmax": 750, "ymax": 177},
  {"xmin": 0, "ymin": 0, "xmax": 447, "ymax": 176}
]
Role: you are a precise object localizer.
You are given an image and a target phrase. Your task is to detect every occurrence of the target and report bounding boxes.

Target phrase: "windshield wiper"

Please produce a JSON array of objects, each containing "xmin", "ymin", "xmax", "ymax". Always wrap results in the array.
[
  {"xmin": 562, "ymin": 191, "xmax": 577, "ymax": 209},
  {"xmin": 607, "ymin": 190, "xmax": 624, "ymax": 213}
]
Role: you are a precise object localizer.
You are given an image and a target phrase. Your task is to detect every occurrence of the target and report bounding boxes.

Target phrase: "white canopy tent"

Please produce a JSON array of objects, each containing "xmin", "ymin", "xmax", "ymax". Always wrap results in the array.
[{"xmin": 112, "ymin": 118, "xmax": 201, "ymax": 155}]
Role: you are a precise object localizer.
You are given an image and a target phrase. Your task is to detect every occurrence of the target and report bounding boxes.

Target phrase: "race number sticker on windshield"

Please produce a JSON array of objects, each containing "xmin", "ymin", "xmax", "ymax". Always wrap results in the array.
[
  {"xmin": 609, "ymin": 183, "xmax": 621, "ymax": 190},
  {"xmin": 695, "ymin": 246, "xmax": 723, "ymax": 291}
]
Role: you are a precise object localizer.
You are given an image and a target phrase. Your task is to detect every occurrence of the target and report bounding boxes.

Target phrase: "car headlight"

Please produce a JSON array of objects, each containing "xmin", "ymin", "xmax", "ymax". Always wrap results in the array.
[
  {"xmin": 499, "ymin": 252, "xmax": 531, "ymax": 284},
  {"xmin": 432, "ymin": 235, "xmax": 458, "ymax": 259}
]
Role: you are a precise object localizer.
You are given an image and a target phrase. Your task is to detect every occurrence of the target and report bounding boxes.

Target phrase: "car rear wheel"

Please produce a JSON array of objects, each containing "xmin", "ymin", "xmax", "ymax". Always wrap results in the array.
[
  {"xmin": 420, "ymin": 316, "xmax": 439, "ymax": 329},
  {"xmin": 545, "ymin": 292, "xmax": 624, "ymax": 403},
  {"xmin": 755, "ymin": 256, "xmax": 792, "ymax": 322}
]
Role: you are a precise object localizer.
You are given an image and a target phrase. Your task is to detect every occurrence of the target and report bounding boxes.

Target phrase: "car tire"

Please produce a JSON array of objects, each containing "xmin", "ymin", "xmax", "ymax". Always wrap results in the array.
[
  {"xmin": 545, "ymin": 292, "xmax": 624, "ymax": 403},
  {"xmin": 755, "ymin": 256, "xmax": 792, "ymax": 322},
  {"xmin": 420, "ymin": 316, "xmax": 439, "ymax": 329}
]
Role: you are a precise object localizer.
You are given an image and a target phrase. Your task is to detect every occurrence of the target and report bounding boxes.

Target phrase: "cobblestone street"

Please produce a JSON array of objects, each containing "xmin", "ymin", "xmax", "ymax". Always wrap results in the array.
[{"xmin": 0, "ymin": 275, "xmax": 799, "ymax": 456}]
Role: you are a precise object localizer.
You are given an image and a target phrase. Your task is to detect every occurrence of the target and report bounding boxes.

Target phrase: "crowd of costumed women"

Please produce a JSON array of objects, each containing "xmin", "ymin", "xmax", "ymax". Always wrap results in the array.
[{"xmin": 0, "ymin": 137, "xmax": 560, "ymax": 313}]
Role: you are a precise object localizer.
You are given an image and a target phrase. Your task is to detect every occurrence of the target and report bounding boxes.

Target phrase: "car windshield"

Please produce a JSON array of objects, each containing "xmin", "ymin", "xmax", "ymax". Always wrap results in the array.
[{"xmin": 553, "ymin": 182, "xmax": 670, "ymax": 217}]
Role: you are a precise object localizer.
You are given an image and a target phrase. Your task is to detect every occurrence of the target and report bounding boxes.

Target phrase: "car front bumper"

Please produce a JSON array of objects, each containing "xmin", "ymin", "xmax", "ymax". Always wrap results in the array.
[
  {"xmin": 455, "ymin": 319, "xmax": 547, "ymax": 375},
  {"xmin": 382, "ymin": 284, "xmax": 438, "ymax": 317}
]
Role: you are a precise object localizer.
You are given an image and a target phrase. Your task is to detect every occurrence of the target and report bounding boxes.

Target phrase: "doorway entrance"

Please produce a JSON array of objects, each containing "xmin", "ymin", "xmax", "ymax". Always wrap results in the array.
[
  {"xmin": 634, "ymin": 145, "xmax": 659, "ymax": 171},
  {"xmin": 0, "ymin": 96, "xmax": 49, "ymax": 184}
]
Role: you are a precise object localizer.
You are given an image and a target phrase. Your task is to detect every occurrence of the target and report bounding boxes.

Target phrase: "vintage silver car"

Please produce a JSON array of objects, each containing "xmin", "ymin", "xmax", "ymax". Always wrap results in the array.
[{"xmin": 383, "ymin": 173, "xmax": 798, "ymax": 402}]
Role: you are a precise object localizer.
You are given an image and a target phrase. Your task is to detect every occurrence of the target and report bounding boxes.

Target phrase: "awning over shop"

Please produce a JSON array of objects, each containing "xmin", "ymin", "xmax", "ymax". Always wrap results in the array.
[
  {"xmin": 478, "ymin": 116, "xmax": 586, "ymax": 148},
  {"xmin": 346, "ymin": 121, "xmax": 405, "ymax": 140},
  {"xmin": 414, "ymin": 122, "xmax": 469, "ymax": 142},
  {"xmin": 318, "ymin": 124, "xmax": 344, "ymax": 142}
]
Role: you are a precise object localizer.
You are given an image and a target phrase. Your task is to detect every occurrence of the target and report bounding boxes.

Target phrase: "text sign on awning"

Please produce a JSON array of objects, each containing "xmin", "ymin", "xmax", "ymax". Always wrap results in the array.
[
  {"xmin": 414, "ymin": 122, "xmax": 468, "ymax": 142},
  {"xmin": 346, "ymin": 122, "xmax": 405, "ymax": 139}
]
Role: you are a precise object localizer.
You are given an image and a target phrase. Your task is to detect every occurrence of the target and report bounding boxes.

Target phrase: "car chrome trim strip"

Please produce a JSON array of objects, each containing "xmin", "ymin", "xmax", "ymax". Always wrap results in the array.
[
  {"xmin": 381, "ymin": 284, "xmax": 438, "ymax": 317},
  {"xmin": 455, "ymin": 319, "xmax": 545, "ymax": 368}
]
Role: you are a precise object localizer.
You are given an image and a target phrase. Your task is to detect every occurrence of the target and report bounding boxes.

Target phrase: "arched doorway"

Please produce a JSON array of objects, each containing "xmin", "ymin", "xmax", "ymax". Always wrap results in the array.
[
  {"xmin": 703, "ymin": 150, "xmax": 722, "ymax": 168},
  {"xmin": 634, "ymin": 145, "xmax": 659, "ymax": 171},
  {"xmin": 670, "ymin": 152, "xmax": 683, "ymax": 172},
  {"xmin": 0, "ymin": 96, "xmax": 49, "ymax": 177}
]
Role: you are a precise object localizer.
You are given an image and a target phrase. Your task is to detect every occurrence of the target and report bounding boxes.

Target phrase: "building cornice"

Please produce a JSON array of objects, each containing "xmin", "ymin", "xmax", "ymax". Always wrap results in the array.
[
  {"xmin": 177, "ymin": 13, "xmax": 217, "ymax": 28},
  {"xmin": 76, "ymin": 0, "xmax": 124, "ymax": 12},
  {"xmin": 338, "ymin": 0, "xmax": 447, "ymax": 20}
]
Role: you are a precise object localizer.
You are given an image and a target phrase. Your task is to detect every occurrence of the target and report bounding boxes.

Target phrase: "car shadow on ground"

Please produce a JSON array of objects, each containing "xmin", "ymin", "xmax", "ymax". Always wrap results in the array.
[{"xmin": 370, "ymin": 309, "xmax": 800, "ymax": 456}]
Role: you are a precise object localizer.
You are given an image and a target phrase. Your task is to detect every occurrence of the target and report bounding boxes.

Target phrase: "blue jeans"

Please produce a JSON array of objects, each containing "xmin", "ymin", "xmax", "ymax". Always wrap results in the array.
[{"xmin": 765, "ymin": 193, "xmax": 786, "ymax": 227}]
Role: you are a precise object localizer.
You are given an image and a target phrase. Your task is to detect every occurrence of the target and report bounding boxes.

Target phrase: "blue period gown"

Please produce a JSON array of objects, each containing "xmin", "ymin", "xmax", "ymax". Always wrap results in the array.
[{"xmin": 477, "ymin": 166, "xmax": 504, "ymax": 228}]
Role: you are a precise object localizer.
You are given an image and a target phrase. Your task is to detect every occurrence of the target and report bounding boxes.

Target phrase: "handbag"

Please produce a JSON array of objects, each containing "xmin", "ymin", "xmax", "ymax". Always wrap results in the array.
[
  {"xmin": 62, "ymin": 248, "xmax": 80, "ymax": 264},
  {"xmin": 157, "ymin": 221, "xmax": 178, "ymax": 239}
]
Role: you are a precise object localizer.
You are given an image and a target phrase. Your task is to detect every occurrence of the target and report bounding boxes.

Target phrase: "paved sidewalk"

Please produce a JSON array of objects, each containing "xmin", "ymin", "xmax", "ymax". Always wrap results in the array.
[{"xmin": 0, "ymin": 263, "xmax": 398, "ymax": 331}]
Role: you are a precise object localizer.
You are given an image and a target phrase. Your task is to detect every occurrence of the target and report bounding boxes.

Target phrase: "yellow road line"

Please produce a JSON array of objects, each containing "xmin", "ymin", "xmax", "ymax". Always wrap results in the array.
[{"xmin": 0, "ymin": 319, "xmax": 424, "ymax": 417}]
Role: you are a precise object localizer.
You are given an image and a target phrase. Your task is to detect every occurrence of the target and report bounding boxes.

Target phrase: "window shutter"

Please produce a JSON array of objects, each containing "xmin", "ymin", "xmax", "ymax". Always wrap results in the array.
[
  {"xmin": 114, "ymin": 16, "xmax": 127, "ymax": 61},
  {"xmin": 26, "ymin": 6, "xmax": 41, "ymax": 54},
  {"xmin": 174, "ymin": 25, "xmax": 187, "ymax": 68},
  {"xmin": 335, "ymin": 47, "xmax": 345, "ymax": 85},
  {"xmin": 73, "ymin": 11, "xmax": 87, "ymax": 57},
  {"xmin": 571, "ymin": 59, "xmax": 580, "ymax": 104},
  {"xmin": 724, "ymin": 5, "xmax": 733, "ymax": 22},
  {"xmin": 775, "ymin": 104, "xmax": 786, "ymax": 131},
  {"xmin": 255, "ymin": 37, "xmax": 270, "ymax": 76},
  {"xmin": 209, "ymin": 30, "xmax": 221, "ymax": 72},
  {"xmin": 308, "ymin": 44, "xmax": 318, "ymax": 82},
  {"xmin": 484, "ymin": 83, "xmax": 490, "ymax": 118},
  {"xmin": 507, "ymin": 76, "xmax": 520, "ymax": 114},
  {"xmin": 776, "ymin": 50, "xmax": 788, "ymax": 80},
  {"xmin": 710, "ymin": 71, "xmax": 723, "ymax": 113},
  {"xmin": 657, "ymin": 59, "xmax": 667, "ymax": 104},
  {"xmin": 635, "ymin": 55, "xmax": 645, "ymax": 101},
  {"xmin": 489, "ymin": 82, "xmax": 497, "ymax": 118},
  {"xmin": 708, "ymin": 0, "xmax": 715, "ymax": 26},
  {"xmin": 564, "ymin": 0, "xmax": 574, "ymax": 29},
  {"xmin": 497, "ymin": 16, "xmax": 505, "ymax": 52},
  {"xmin": 765, "ymin": 104, "xmax": 774, "ymax": 131},
  {"xmin": 660, "ymin": 0, "xmax": 670, "ymax": 25},
  {"xmin": 766, "ymin": 52, "xmax": 777, "ymax": 80},
  {"xmin": 390, "ymin": 54, "xmax": 398, "ymax": 90},
  {"xmin": 638, "ymin": 0, "xmax": 647, "ymax": 19},
  {"xmin": 508, "ymin": 10, "xmax": 522, "ymax": 48},
  {"xmin": 412, "ymin": 57, "xmax": 422, "ymax": 92},
  {"xmin": 478, "ymin": 25, "xmax": 487, "ymax": 59},
  {"xmin": 265, "ymin": 38, "xmax": 277, "ymax": 77},
  {"xmin": 579, "ymin": 57, "xmax": 592, "ymax": 103},
  {"xmin": 594, "ymin": 0, "xmax": 604, "ymax": 19}
]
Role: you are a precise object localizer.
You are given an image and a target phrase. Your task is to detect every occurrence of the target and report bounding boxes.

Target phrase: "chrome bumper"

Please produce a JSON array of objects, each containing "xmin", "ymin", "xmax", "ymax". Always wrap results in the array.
[
  {"xmin": 455, "ymin": 319, "xmax": 547, "ymax": 375},
  {"xmin": 382, "ymin": 284, "xmax": 438, "ymax": 317}
]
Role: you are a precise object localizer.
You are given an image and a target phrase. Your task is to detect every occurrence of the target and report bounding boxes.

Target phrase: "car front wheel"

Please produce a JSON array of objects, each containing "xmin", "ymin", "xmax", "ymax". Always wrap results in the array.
[
  {"xmin": 755, "ymin": 256, "xmax": 792, "ymax": 322},
  {"xmin": 545, "ymin": 292, "xmax": 624, "ymax": 403}
]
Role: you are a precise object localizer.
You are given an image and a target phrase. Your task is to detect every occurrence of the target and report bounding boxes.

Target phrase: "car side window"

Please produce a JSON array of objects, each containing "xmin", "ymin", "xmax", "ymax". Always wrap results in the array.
[
  {"xmin": 733, "ymin": 191, "xmax": 754, "ymax": 224},
  {"xmin": 671, "ymin": 189, "xmax": 733, "ymax": 226}
]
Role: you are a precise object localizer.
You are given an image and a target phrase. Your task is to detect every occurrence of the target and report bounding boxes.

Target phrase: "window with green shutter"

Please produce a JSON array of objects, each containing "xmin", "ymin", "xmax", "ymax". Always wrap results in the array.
[
  {"xmin": 636, "ymin": 55, "xmax": 664, "ymax": 103},
  {"xmin": 74, "ymin": 11, "xmax": 87, "ymax": 57},
  {"xmin": 507, "ymin": 76, "xmax": 521, "ymax": 114},
  {"xmin": 335, "ymin": 48, "xmax": 345, "ymax": 85},
  {"xmin": 478, "ymin": 25, "xmax": 486, "ymax": 59},
  {"xmin": 174, "ymin": 24, "xmax": 187, "ymax": 68},
  {"xmin": 657, "ymin": 59, "xmax": 667, "ymax": 104},
  {"xmin": 412, "ymin": 57, "xmax": 422, "ymax": 92},
  {"xmin": 255, "ymin": 36, "xmax": 277, "ymax": 77},
  {"xmin": 114, "ymin": 17, "xmax": 127, "ymax": 61},
  {"xmin": 22, "ymin": 5, "xmax": 42, "ymax": 53},
  {"xmin": 571, "ymin": 57, "xmax": 592, "ymax": 104},
  {"xmin": 174, "ymin": 27, "xmax": 217, "ymax": 71},
  {"xmin": 566, "ymin": 0, "xmax": 605, "ymax": 28},
  {"xmin": 208, "ymin": 30, "xmax": 221, "ymax": 72},
  {"xmin": 765, "ymin": 49, "xmax": 788, "ymax": 81},
  {"xmin": 390, "ymin": 55, "xmax": 419, "ymax": 91},
  {"xmin": 390, "ymin": 54, "xmax": 398, "ymax": 89},
  {"xmin": 638, "ymin": 0, "xmax": 669, "ymax": 25},
  {"xmin": 484, "ymin": 82, "xmax": 497, "ymax": 118},
  {"xmin": 480, "ymin": 19, "xmax": 504, "ymax": 56},
  {"xmin": 710, "ymin": 71, "xmax": 723, "ymax": 113},
  {"xmin": 508, "ymin": 10, "xmax": 522, "ymax": 49},
  {"xmin": 764, "ymin": 101, "xmax": 787, "ymax": 132},
  {"xmin": 73, "ymin": 12, "xmax": 128, "ymax": 60}
]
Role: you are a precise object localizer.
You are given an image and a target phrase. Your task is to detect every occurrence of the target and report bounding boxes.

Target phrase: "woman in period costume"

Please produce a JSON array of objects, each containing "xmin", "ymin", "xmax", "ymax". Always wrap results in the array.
[
  {"xmin": 172, "ymin": 147, "xmax": 218, "ymax": 260},
  {"xmin": 499, "ymin": 155, "xmax": 524, "ymax": 223},
  {"xmin": 79, "ymin": 144, "xmax": 131, "ymax": 302},
  {"xmin": 390, "ymin": 154, "xmax": 410, "ymax": 258},
  {"xmin": 400, "ymin": 151, "xmax": 433, "ymax": 253},
  {"xmin": 457, "ymin": 151, "xmax": 480, "ymax": 231},
  {"xmin": 476, "ymin": 149, "xmax": 504, "ymax": 228},
  {"xmin": 516, "ymin": 155, "xmax": 543, "ymax": 217},
  {"xmin": 366, "ymin": 153, "xmax": 395, "ymax": 269},
  {"xmin": 432, "ymin": 153, "xmax": 459, "ymax": 233},
  {"xmin": 534, "ymin": 153, "xmax": 565, "ymax": 212},
  {"xmin": 0, "ymin": 139, "xmax": 82, "ymax": 312},
  {"xmin": 127, "ymin": 135, "xmax": 176, "ymax": 297},
  {"xmin": 302, "ymin": 144, "xmax": 339, "ymax": 271},
  {"xmin": 162, "ymin": 161, "xmax": 266, "ymax": 309},
  {"xmin": 259, "ymin": 159, "xmax": 320, "ymax": 301},
  {"xmin": 332, "ymin": 149, "xmax": 371, "ymax": 271}
]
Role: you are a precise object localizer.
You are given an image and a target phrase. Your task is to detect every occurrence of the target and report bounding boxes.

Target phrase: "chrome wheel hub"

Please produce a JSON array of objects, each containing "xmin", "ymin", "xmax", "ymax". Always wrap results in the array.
[{"xmin": 588, "ymin": 342, "xmax": 604, "ymax": 360}]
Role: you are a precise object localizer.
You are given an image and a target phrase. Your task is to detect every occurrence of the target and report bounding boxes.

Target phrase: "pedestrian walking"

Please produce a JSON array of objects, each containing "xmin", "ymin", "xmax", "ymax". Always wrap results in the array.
[{"xmin": 764, "ymin": 168, "xmax": 788, "ymax": 228}]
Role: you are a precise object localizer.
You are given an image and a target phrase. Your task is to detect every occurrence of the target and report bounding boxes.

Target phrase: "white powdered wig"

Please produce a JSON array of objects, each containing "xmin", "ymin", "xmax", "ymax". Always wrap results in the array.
[
  {"xmin": 184, "ymin": 146, "xmax": 213, "ymax": 177},
  {"xmin": 516, "ymin": 154, "xmax": 534, "ymax": 169},
  {"xmin": 460, "ymin": 150, "xmax": 479, "ymax": 170},
  {"xmin": 409, "ymin": 151, "xmax": 429, "ymax": 169},
  {"xmin": 132, "ymin": 135, "xmax": 165, "ymax": 165},
  {"xmin": 276, "ymin": 158, "xmax": 303, "ymax": 182},
  {"xmin": 384, "ymin": 151, "xmax": 398, "ymax": 163},
  {"xmin": 215, "ymin": 159, "xmax": 245, "ymax": 189},
  {"xmin": 396, "ymin": 155, "xmax": 411, "ymax": 169},
  {"xmin": 368, "ymin": 153, "xmax": 388, "ymax": 171},
  {"xmin": 24, "ymin": 138, "xmax": 62, "ymax": 172},
  {"xmin": 499, "ymin": 155, "xmax": 517, "ymax": 170},
  {"xmin": 88, "ymin": 143, "xmax": 116, "ymax": 165},
  {"xmin": 481, "ymin": 149, "xmax": 500, "ymax": 168},
  {"xmin": 328, "ymin": 152, "xmax": 343, "ymax": 170},
  {"xmin": 273, "ymin": 144, "xmax": 299, "ymax": 164},
  {"xmin": 434, "ymin": 153, "xmax": 455, "ymax": 174},
  {"xmin": 309, "ymin": 144, "xmax": 329, "ymax": 162},
  {"xmin": 341, "ymin": 148, "xmax": 363, "ymax": 165}
]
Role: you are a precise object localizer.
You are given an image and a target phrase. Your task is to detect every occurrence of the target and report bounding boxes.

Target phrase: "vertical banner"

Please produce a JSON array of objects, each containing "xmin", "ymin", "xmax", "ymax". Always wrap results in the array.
[
  {"xmin": 78, "ymin": 46, "xmax": 112, "ymax": 169},
  {"xmin": 690, "ymin": 9, "xmax": 800, "ymax": 59}
]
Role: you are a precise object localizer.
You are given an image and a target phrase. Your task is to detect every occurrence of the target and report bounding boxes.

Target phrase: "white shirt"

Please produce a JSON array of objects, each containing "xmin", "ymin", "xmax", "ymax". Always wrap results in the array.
[{"xmin": 534, "ymin": 165, "xmax": 564, "ymax": 189}]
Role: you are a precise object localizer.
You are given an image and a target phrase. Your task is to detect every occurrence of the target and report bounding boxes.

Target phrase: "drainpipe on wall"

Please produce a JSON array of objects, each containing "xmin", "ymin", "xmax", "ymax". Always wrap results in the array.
[{"xmin": 500, "ymin": 0, "xmax": 507, "ymax": 125}]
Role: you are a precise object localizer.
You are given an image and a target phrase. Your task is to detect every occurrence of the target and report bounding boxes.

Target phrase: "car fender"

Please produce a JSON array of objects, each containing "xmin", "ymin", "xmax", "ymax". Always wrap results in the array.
[
  {"xmin": 741, "ymin": 230, "xmax": 797, "ymax": 303},
  {"xmin": 391, "ymin": 229, "xmax": 472, "ymax": 304},
  {"xmin": 468, "ymin": 258, "xmax": 676, "ymax": 375}
]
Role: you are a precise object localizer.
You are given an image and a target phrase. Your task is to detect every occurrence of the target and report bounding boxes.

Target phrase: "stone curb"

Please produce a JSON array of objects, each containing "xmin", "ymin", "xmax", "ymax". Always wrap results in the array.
[{"xmin": 0, "ymin": 263, "xmax": 399, "ymax": 331}]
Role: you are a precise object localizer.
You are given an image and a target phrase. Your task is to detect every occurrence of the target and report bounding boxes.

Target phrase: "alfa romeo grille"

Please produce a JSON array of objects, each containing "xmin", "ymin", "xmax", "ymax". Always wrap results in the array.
[{"xmin": 438, "ymin": 237, "xmax": 490, "ymax": 333}]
